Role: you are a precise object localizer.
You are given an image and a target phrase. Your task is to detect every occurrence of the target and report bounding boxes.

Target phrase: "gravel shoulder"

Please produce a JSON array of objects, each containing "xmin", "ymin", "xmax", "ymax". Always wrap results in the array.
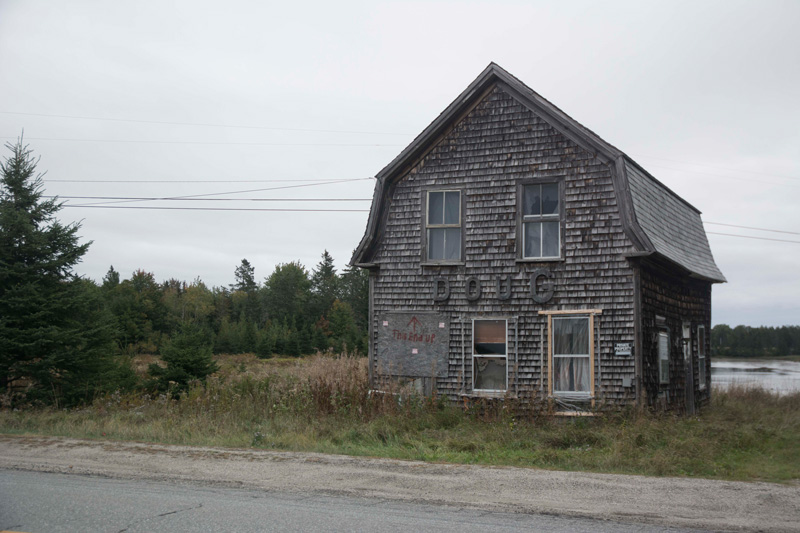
[{"xmin": 1, "ymin": 434, "xmax": 798, "ymax": 532}]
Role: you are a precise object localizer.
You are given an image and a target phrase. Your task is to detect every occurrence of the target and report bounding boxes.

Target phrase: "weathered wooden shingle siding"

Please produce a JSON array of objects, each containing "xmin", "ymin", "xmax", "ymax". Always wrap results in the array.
[
  {"xmin": 370, "ymin": 85, "xmax": 639, "ymax": 405},
  {"xmin": 639, "ymin": 259, "xmax": 712, "ymax": 410}
]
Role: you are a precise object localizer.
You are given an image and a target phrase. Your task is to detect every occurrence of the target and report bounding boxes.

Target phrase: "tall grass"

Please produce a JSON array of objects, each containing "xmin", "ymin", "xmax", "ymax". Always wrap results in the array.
[{"xmin": 2, "ymin": 353, "xmax": 798, "ymax": 482}]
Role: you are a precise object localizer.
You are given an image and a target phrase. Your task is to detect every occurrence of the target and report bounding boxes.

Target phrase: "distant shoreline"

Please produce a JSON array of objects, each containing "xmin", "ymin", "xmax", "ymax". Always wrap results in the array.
[{"xmin": 714, "ymin": 355, "xmax": 800, "ymax": 363}]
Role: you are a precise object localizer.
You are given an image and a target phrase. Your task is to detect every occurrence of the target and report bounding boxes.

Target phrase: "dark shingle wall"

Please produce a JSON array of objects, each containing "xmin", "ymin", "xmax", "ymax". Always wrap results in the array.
[
  {"xmin": 371, "ymin": 86, "xmax": 639, "ymax": 406},
  {"xmin": 640, "ymin": 260, "xmax": 712, "ymax": 411}
]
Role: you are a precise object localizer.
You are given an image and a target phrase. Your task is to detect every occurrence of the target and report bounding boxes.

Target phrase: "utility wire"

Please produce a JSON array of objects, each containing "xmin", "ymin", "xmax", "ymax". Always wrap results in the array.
[
  {"xmin": 0, "ymin": 136, "xmax": 404, "ymax": 147},
  {"xmin": 0, "ymin": 110, "xmax": 412, "ymax": 136},
  {"xmin": 639, "ymin": 154, "xmax": 800, "ymax": 182},
  {"xmin": 42, "ymin": 178, "xmax": 362, "ymax": 183},
  {"xmin": 644, "ymin": 163, "xmax": 793, "ymax": 187},
  {"xmin": 50, "ymin": 196, "xmax": 371, "ymax": 202},
  {"xmin": 705, "ymin": 222, "xmax": 800, "ymax": 236},
  {"xmin": 706, "ymin": 232, "xmax": 800, "ymax": 244},
  {"xmin": 72, "ymin": 178, "xmax": 373, "ymax": 207},
  {"xmin": 61, "ymin": 205, "xmax": 369, "ymax": 212}
]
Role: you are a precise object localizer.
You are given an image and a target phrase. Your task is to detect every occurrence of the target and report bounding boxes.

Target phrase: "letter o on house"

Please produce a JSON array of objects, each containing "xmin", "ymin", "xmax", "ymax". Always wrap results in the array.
[{"xmin": 465, "ymin": 276, "xmax": 481, "ymax": 302}]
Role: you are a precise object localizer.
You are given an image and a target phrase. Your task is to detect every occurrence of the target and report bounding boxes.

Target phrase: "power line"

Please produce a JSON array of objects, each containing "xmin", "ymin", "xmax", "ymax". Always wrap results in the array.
[
  {"xmin": 639, "ymin": 154, "xmax": 800, "ymax": 182},
  {"xmin": 52, "ymin": 196, "xmax": 371, "ymax": 202},
  {"xmin": 705, "ymin": 222, "xmax": 800, "ymax": 236},
  {"xmin": 0, "ymin": 136, "xmax": 404, "ymax": 147},
  {"xmin": 42, "ymin": 178, "xmax": 362, "ymax": 183},
  {"xmin": 707, "ymin": 232, "xmax": 800, "ymax": 244},
  {"xmin": 645, "ymin": 163, "xmax": 794, "ymax": 187},
  {"xmin": 71, "ymin": 178, "xmax": 374, "ymax": 207},
  {"xmin": 0, "ymin": 110, "xmax": 412, "ymax": 136},
  {"xmin": 62, "ymin": 205, "xmax": 369, "ymax": 213}
]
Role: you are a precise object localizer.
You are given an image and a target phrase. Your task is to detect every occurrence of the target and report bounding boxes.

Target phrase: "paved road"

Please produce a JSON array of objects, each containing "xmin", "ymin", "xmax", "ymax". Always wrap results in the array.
[
  {"xmin": 0, "ymin": 470, "xmax": 701, "ymax": 532},
  {"xmin": 1, "ymin": 435, "xmax": 799, "ymax": 532}
]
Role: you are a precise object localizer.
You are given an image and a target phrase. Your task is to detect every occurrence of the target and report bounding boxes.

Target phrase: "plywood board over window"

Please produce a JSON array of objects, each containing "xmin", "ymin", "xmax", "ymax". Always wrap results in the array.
[{"xmin": 539, "ymin": 309, "xmax": 602, "ymax": 407}]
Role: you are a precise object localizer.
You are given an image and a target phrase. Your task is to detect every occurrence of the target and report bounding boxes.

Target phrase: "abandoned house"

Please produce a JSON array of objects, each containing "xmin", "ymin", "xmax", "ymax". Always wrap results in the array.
[{"xmin": 351, "ymin": 63, "xmax": 725, "ymax": 413}]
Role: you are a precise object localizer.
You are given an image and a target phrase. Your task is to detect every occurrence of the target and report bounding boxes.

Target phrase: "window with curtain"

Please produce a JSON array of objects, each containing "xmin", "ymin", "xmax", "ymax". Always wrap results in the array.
[{"xmin": 552, "ymin": 316, "xmax": 590, "ymax": 394}]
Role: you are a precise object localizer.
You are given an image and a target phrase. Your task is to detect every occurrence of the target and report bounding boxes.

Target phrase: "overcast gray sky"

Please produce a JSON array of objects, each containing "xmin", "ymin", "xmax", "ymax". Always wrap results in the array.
[{"xmin": 1, "ymin": 0, "xmax": 798, "ymax": 327}]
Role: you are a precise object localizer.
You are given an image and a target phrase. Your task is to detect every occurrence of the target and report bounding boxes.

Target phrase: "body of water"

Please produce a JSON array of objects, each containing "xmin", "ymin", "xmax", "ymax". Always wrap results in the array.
[{"xmin": 712, "ymin": 359, "xmax": 800, "ymax": 394}]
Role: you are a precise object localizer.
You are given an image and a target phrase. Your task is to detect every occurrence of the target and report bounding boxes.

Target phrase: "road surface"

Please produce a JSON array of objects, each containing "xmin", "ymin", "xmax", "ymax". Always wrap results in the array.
[
  {"xmin": 1, "ymin": 470, "xmax": 704, "ymax": 532},
  {"xmin": 0, "ymin": 435, "xmax": 798, "ymax": 531}
]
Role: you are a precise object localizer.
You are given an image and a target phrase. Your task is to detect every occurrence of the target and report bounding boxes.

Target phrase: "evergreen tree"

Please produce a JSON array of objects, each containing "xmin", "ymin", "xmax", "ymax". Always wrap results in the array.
[
  {"xmin": 149, "ymin": 322, "xmax": 217, "ymax": 392},
  {"xmin": 232, "ymin": 258, "xmax": 257, "ymax": 292},
  {"xmin": 339, "ymin": 262, "xmax": 369, "ymax": 330},
  {"xmin": 0, "ymin": 140, "xmax": 117, "ymax": 405},
  {"xmin": 309, "ymin": 250, "xmax": 339, "ymax": 321}
]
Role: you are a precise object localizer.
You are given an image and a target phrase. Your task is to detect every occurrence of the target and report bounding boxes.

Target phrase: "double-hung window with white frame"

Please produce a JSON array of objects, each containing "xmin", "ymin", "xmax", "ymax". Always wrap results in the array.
[
  {"xmin": 521, "ymin": 182, "xmax": 560, "ymax": 259},
  {"xmin": 472, "ymin": 319, "xmax": 507, "ymax": 392},
  {"xmin": 426, "ymin": 190, "xmax": 461, "ymax": 262}
]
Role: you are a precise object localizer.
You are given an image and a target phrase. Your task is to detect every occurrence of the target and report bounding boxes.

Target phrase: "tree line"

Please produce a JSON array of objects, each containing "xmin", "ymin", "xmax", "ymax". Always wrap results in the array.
[
  {"xmin": 711, "ymin": 325, "xmax": 799, "ymax": 358},
  {"xmin": 1, "ymin": 140, "xmax": 367, "ymax": 407},
  {"xmin": 100, "ymin": 253, "xmax": 368, "ymax": 359}
]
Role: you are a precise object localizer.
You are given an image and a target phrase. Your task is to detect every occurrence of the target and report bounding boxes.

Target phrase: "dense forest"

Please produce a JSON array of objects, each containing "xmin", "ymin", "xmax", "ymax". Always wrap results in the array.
[
  {"xmin": 99, "ymin": 253, "xmax": 368, "ymax": 358},
  {"xmin": 711, "ymin": 325, "xmax": 800, "ymax": 358}
]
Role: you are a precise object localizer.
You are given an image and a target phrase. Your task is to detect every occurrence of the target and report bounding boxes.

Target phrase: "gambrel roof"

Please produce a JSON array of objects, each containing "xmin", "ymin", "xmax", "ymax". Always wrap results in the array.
[{"xmin": 352, "ymin": 63, "xmax": 725, "ymax": 283}]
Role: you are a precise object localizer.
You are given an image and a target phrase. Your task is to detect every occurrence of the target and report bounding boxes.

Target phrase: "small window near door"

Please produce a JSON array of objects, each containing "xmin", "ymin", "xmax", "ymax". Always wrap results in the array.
[
  {"xmin": 698, "ymin": 325, "xmax": 706, "ymax": 389},
  {"xmin": 473, "ymin": 319, "xmax": 507, "ymax": 391},
  {"xmin": 658, "ymin": 332, "xmax": 669, "ymax": 385}
]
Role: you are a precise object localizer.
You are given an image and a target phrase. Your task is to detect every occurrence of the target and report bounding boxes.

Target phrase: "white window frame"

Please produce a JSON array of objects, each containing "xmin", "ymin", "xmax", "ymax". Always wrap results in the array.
[
  {"xmin": 472, "ymin": 318, "xmax": 508, "ymax": 393},
  {"xmin": 658, "ymin": 331, "xmax": 670, "ymax": 385},
  {"xmin": 521, "ymin": 182, "xmax": 561, "ymax": 260},
  {"xmin": 550, "ymin": 315, "xmax": 592, "ymax": 398},
  {"xmin": 697, "ymin": 325, "xmax": 706, "ymax": 390},
  {"xmin": 425, "ymin": 190, "xmax": 462, "ymax": 262}
]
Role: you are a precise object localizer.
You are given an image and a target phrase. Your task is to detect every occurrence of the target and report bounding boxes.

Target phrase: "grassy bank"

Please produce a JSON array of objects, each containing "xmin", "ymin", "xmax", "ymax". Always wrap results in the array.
[{"xmin": 2, "ymin": 354, "xmax": 798, "ymax": 483}]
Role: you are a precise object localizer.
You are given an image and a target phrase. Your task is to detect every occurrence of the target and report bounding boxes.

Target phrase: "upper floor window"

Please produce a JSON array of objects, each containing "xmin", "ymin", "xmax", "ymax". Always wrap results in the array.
[
  {"xmin": 521, "ymin": 182, "xmax": 560, "ymax": 259},
  {"xmin": 426, "ymin": 190, "xmax": 461, "ymax": 261}
]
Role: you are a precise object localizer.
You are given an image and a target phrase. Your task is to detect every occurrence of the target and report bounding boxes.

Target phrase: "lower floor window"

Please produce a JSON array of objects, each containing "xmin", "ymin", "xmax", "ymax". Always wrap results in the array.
[
  {"xmin": 473, "ymin": 319, "xmax": 507, "ymax": 391},
  {"xmin": 552, "ymin": 316, "xmax": 591, "ymax": 394},
  {"xmin": 698, "ymin": 325, "xmax": 706, "ymax": 389},
  {"xmin": 658, "ymin": 331, "xmax": 670, "ymax": 385}
]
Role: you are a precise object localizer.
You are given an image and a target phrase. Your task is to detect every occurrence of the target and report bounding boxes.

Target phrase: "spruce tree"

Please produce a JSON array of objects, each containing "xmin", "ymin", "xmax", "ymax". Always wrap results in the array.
[{"xmin": 0, "ymin": 140, "xmax": 117, "ymax": 406}]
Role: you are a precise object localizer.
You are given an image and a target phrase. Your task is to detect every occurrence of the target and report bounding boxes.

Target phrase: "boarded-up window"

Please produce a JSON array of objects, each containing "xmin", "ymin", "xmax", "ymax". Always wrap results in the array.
[
  {"xmin": 426, "ymin": 191, "xmax": 461, "ymax": 261},
  {"xmin": 698, "ymin": 325, "xmax": 706, "ymax": 389},
  {"xmin": 658, "ymin": 331, "xmax": 669, "ymax": 385},
  {"xmin": 473, "ymin": 319, "xmax": 507, "ymax": 391},
  {"xmin": 552, "ymin": 317, "xmax": 590, "ymax": 394},
  {"xmin": 522, "ymin": 183, "xmax": 560, "ymax": 259}
]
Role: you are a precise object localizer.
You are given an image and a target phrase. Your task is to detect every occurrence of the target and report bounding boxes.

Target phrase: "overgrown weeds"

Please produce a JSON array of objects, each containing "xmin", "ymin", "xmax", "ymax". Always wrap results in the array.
[{"xmin": 1, "ymin": 354, "xmax": 798, "ymax": 483}]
